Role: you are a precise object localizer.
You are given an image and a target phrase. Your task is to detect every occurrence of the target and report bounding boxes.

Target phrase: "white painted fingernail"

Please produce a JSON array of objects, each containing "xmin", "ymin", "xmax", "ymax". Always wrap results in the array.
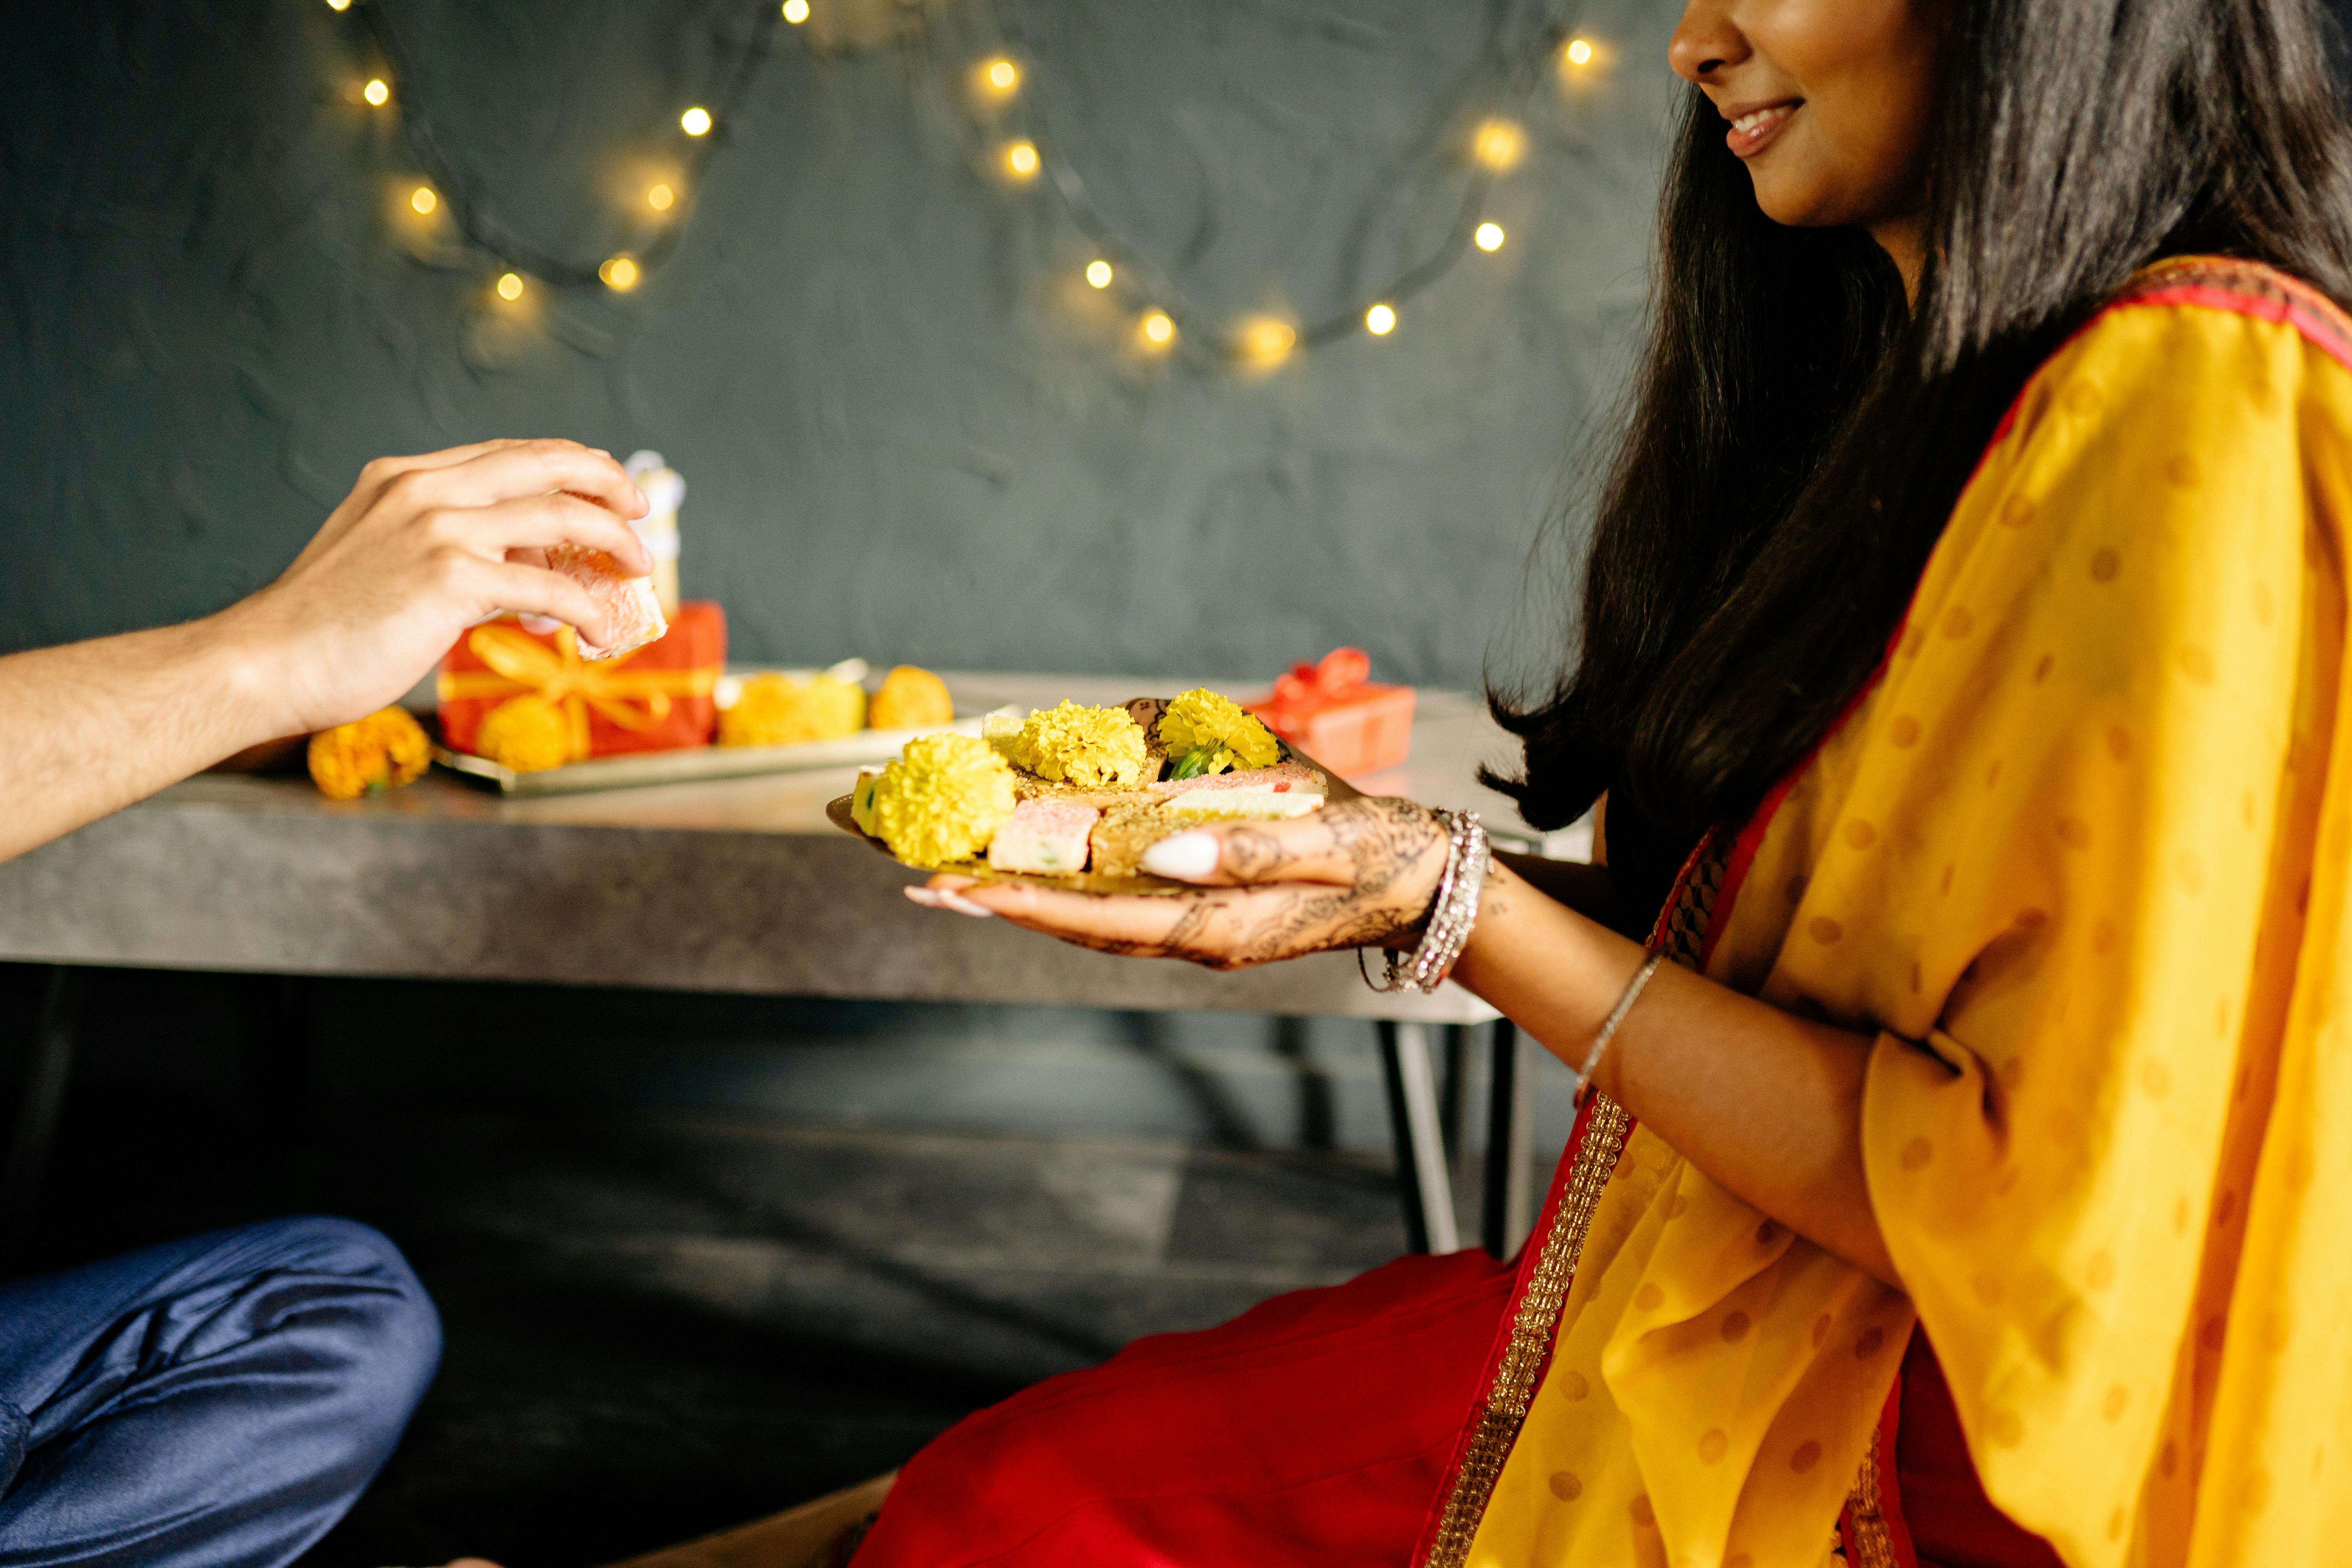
[
  {"xmin": 938, "ymin": 890, "xmax": 995, "ymax": 918},
  {"xmin": 1141, "ymin": 830, "xmax": 1221, "ymax": 881},
  {"xmin": 904, "ymin": 887, "xmax": 944, "ymax": 908}
]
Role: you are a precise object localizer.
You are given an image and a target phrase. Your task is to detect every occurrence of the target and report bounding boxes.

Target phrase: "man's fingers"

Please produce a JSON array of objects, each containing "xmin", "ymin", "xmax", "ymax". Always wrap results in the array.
[
  {"xmin": 390, "ymin": 441, "xmax": 646, "ymax": 532},
  {"xmin": 443, "ymin": 492, "xmax": 652, "ymax": 572},
  {"xmin": 1137, "ymin": 817, "xmax": 1354, "ymax": 886},
  {"xmin": 345, "ymin": 439, "xmax": 533, "ymax": 512},
  {"xmin": 461, "ymin": 559, "xmax": 617, "ymax": 649}
]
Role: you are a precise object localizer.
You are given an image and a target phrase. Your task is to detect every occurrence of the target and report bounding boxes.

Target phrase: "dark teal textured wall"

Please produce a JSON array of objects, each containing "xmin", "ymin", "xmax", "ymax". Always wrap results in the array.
[{"xmin": 1, "ymin": 0, "xmax": 1679, "ymax": 686}]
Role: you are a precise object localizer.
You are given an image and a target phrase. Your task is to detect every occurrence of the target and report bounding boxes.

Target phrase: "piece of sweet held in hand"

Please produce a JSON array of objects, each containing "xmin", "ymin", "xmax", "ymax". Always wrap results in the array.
[
  {"xmin": 546, "ymin": 541, "xmax": 666, "ymax": 661},
  {"xmin": 306, "ymin": 706, "xmax": 431, "ymax": 800}
]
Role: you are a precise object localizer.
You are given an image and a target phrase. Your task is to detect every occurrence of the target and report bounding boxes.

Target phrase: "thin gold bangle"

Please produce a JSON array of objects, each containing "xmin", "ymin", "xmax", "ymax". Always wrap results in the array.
[{"xmin": 1572, "ymin": 951, "xmax": 1663, "ymax": 1102}]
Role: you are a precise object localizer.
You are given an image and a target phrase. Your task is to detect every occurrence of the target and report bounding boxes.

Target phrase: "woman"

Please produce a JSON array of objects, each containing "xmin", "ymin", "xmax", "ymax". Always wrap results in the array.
[{"xmin": 870, "ymin": 0, "xmax": 2352, "ymax": 1563}]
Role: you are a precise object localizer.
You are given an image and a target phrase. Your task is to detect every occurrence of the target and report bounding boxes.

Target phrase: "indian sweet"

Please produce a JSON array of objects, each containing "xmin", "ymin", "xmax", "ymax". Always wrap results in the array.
[
  {"xmin": 472, "ymin": 693, "xmax": 575, "ymax": 772},
  {"xmin": 987, "ymin": 796, "xmax": 1103, "ymax": 875},
  {"xmin": 548, "ymin": 541, "xmax": 668, "ymax": 661},
  {"xmin": 718, "ymin": 671, "xmax": 867, "ymax": 748},
  {"xmin": 1154, "ymin": 760, "xmax": 1326, "ymax": 819},
  {"xmin": 869, "ymin": 665, "xmax": 955, "ymax": 730}
]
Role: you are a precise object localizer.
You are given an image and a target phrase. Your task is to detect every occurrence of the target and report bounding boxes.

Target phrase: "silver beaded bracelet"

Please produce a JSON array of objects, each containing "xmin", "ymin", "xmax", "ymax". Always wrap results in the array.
[{"xmin": 1359, "ymin": 809, "xmax": 1491, "ymax": 995}]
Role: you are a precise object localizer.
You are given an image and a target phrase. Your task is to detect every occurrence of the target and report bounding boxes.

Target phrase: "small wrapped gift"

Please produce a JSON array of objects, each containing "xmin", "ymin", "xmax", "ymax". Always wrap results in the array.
[
  {"xmin": 1244, "ymin": 647, "xmax": 1415, "ymax": 779},
  {"xmin": 436, "ymin": 601, "xmax": 726, "ymax": 770}
]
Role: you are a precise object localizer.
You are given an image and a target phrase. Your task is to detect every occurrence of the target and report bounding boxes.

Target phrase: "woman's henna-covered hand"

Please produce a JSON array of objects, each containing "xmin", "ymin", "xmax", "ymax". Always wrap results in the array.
[{"xmin": 910, "ymin": 797, "xmax": 1450, "ymax": 971}]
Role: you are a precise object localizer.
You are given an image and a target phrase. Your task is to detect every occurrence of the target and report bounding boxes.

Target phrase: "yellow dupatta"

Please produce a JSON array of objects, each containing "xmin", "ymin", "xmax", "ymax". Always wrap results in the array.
[{"xmin": 1459, "ymin": 258, "xmax": 2352, "ymax": 1568}]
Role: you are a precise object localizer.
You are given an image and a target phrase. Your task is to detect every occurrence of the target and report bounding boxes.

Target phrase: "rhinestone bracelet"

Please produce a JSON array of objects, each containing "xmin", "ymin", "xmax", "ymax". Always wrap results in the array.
[{"xmin": 1359, "ymin": 809, "xmax": 1491, "ymax": 995}]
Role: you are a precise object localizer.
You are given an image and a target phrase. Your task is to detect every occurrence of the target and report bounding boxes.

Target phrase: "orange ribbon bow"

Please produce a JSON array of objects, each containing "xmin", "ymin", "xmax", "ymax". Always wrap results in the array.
[
  {"xmin": 1267, "ymin": 646, "xmax": 1373, "ymax": 711},
  {"xmin": 436, "ymin": 623, "xmax": 717, "ymax": 764}
]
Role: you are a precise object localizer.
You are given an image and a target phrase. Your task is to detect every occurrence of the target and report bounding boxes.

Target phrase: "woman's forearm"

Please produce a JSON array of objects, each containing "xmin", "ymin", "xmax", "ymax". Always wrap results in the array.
[
  {"xmin": 1491, "ymin": 850, "xmax": 1621, "ymax": 927},
  {"xmin": 1454, "ymin": 864, "xmax": 1900, "ymax": 1285}
]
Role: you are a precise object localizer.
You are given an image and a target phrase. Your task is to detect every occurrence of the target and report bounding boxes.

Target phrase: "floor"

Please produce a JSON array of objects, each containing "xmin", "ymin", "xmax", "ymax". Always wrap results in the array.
[{"xmin": 0, "ymin": 965, "xmax": 1575, "ymax": 1568}]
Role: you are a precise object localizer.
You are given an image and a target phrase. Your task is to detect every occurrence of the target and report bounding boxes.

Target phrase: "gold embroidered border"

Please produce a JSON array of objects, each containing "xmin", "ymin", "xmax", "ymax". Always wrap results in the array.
[
  {"xmin": 1419, "ymin": 1093, "xmax": 1633, "ymax": 1568},
  {"xmin": 1418, "ymin": 833, "xmax": 1728, "ymax": 1568},
  {"xmin": 1841, "ymin": 1431, "xmax": 1899, "ymax": 1568}
]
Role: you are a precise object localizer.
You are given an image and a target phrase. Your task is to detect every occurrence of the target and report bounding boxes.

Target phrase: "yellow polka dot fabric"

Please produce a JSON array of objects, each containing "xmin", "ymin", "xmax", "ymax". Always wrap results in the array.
[{"xmin": 1467, "ymin": 260, "xmax": 2352, "ymax": 1568}]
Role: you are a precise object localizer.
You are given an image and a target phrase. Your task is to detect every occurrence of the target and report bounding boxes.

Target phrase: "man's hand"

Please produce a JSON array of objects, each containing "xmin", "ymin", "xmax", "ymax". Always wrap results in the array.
[
  {"xmin": 216, "ymin": 439, "xmax": 650, "ymax": 739},
  {"xmin": 0, "ymin": 437, "xmax": 653, "ymax": 866}
]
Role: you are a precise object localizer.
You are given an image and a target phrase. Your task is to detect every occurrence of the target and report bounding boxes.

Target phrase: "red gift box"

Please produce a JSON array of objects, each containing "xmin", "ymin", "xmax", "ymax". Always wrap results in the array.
[
  {"xmin": 1245, "ymin": 648, "xmax": 1414, "ymax": 779},
  {"xmin": 437, "ymin": 601, "xmax": 726, "ymax": 762}
]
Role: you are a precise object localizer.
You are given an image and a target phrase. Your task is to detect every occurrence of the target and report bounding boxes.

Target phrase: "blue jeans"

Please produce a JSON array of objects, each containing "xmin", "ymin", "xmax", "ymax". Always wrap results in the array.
[{"xmin": 0, "ymin": 1218, "xmax": 441, "ymax": 1567}]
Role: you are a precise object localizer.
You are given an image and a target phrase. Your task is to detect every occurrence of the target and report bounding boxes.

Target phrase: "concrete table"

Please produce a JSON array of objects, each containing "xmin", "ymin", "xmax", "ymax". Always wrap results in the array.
[{"xmin": 0, "ymin": 675, "xmax": 1588, "ymax": 1255}]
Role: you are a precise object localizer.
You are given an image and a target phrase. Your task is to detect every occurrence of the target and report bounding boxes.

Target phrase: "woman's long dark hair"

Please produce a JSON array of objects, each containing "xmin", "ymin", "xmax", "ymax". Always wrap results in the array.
[{"xmin": 1488, "ymin": 0, "xmax": 2352, "ymax": 850}]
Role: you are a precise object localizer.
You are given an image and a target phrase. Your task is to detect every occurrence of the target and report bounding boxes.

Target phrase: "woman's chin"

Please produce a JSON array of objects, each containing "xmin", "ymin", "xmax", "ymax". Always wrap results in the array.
[{"xmin": 1744, "ymin": 175, "xmax": 1858, "ymax": 233}]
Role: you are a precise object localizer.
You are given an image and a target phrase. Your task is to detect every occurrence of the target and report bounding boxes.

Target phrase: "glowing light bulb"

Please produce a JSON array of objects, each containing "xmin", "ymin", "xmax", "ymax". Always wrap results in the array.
[
  {"xmin": 1085, "ymin": 260, "xmax": 1113, "ymax": 289},
  {"xmin": 1003, "ymin": 140, "xmax": 1040, "ymax": 179},
  {"xmin": 987, "ymin": 58, "xmax": 1019, "ymax": 92},
  {"xmin": 497, "ymin": 272, "xmax": 524, "ymax": 301},
  {"xmin": 363, "ymin": 78, "xmax": 390, "ymax": 106},
  {"xmin": 1474, "ymin": 119, "xmax": 1526, "ymax": 172},
  {"xmin": 1474, "ymin": 221, "xmax": 1506, "ymax": 252},
  {"xmin": 647, "ymin": 182, "xmax": 675, "ymax": 211},
  {"xmin": 1142, "ymin": 311, "xmax": 1176, "ymax": 347},
  {"xmin": 680, "ymin": 106, "xmax": 712, "ymax": 136},
  {"xmin": 409, "ymin": 185, "xmax": 437, "ymax": 214},
  {"xmin": 1365, "ymin": 303, "xmax": 1397, "ymax": 336},
  {"xmin": 783, "ymin": 0, "xmax": 809, "ymax": 18},
  {"xmin": 1240, "ymin": 317, "xmax": 1297, "ymax": 367},
  {"xmin": 600, "ymin": 256, "xmax": 641, "ymax": 291},
  {"xmin": 326, "ymin": 0, "xmax": 351, "ymax": 10},
  {"xmin": 1565, "ymin": 38, "xmax": 1594, "ymax": 66}
]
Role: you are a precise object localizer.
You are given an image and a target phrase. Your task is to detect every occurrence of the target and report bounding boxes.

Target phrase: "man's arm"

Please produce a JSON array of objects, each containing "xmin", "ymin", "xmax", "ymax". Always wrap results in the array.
[{"xmin": 0, "ymin": 438, "xmax": 652, "ymax": 864}]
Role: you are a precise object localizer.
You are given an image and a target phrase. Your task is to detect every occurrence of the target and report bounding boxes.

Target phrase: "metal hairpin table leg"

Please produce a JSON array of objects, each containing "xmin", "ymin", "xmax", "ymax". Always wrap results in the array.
[
  {"xmin": 1379, "ymin": 1020, "xmax": 1459, "ymax": 1255},
  {"xmin": 1482, "ymin": 1020, "xmax": 1535, "ymax": 1258}
]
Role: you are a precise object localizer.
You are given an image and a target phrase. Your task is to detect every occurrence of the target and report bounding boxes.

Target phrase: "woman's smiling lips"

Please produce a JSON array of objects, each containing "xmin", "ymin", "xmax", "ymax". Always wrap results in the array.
[{"xmin": 1722, "ymin": 98, "xmax": 1802, "ymax": 158}]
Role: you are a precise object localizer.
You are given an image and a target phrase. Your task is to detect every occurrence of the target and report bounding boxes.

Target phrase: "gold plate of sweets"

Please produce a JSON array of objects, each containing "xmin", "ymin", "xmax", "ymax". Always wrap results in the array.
[{"xmin": 827, "ymin": 693, "xmax": 1340, "ymax": 896}]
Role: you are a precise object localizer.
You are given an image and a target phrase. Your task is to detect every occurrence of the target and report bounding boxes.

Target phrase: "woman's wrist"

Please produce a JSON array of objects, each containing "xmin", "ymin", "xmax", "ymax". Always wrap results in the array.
[
  {"xmin": 1452, "ymin": 861, "xmax": 1656, "ymax": 1086},
  {"xmin": 1360, "ymin": 807, "xmax": 1488, "ymax": 990}
]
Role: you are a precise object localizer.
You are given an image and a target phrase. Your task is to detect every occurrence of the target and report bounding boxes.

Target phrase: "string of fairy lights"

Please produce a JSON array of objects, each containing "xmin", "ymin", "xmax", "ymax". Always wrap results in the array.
[{"xmin": 321, "ymin": 0, "xmax": 1608, "ymax": 367}]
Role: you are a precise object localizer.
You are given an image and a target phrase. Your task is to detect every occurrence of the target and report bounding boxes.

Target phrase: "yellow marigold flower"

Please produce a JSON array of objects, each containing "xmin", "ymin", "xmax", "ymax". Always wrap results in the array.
[
  {"xmin": 1158, "ymin": 688, "xmax": 1279, "ymax": 774},
  {"xmin": 473, "ymin": 694, "xmax": 575, "ymax": 773},
  {"xmin": 1004, "ymin": 701, "xmax": 1149, "ymax": 788},
  {"xmin": 719, "ymin": 672, "xmax": 866, "ymax": 747},
  {"xmin": 867, "ymin": 732, "xmax": 1017, "ymax": 868},
  {"xmin": 307, "ymin": 706, "xmax": 432, "ymax": 800},
  {"xmin": 870, "ymin": 666, "xmax": 955, "ymax": 730}
]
